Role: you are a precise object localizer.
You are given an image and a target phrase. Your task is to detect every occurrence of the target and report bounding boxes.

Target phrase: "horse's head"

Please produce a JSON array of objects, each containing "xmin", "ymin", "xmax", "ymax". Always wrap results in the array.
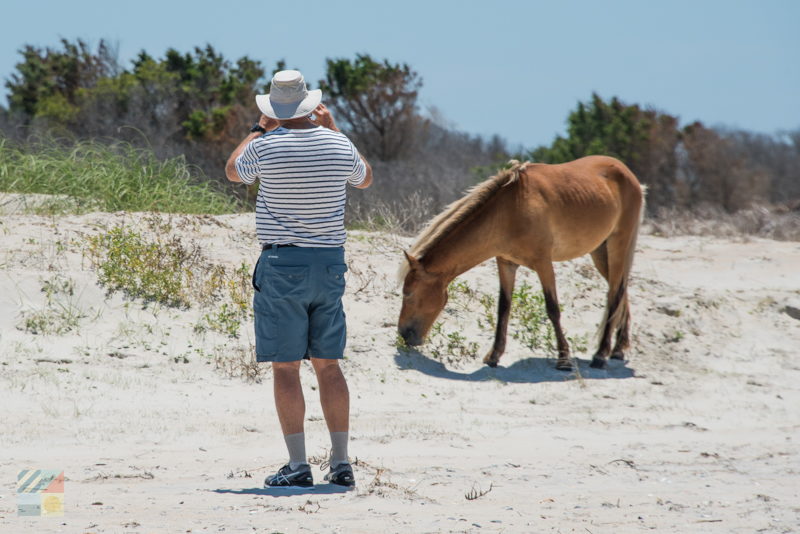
[{"xmin": 397, "ymin": 251, "xmax": 449, "ymax": 346}]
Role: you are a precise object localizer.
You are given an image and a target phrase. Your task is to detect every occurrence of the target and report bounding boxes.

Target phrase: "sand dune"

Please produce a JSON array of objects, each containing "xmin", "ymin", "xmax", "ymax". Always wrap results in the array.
[{"xmin": 1, "ymin": 210, "xmax": 799, "ymax": 533}]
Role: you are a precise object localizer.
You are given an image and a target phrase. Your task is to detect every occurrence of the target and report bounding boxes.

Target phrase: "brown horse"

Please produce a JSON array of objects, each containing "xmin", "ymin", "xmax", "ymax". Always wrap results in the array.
[{"xmin": 397, "ymin": 155, "xmax": 644, "ymax": 370}]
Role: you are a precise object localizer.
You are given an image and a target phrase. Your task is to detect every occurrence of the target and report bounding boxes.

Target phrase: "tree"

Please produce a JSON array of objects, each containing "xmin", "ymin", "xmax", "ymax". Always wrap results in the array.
[
  {"xmin": 531, "ymin": 94, "xmax": 649, "ymax": 163},
  {"xmin": 680, "ymin": 122, "xmax": 770, "ymax": 212},
  {"xmin": 531, "ymin": 93, "xmax": 681, "ymax": 211},
  {"xmin": 723, "ymin": 128, "xmax": 800, "ymax": 205},
  {"xmin": 5, "ymin": 38, "xmax": 119, "ymax": 122},
  {"xmin": 153, "ymin": 45, "xmax": 265, "ymax": 141},
  {"xmin": 319, "ymin": 54, "xmax": 425, "ymax": 160},
  {"xmin": 4, "ymin": 39, "xmax": 268, "ymax": 144},
  {"xmin": 3, "ymin": 39, "xmax": 280, "ymax": 190}
]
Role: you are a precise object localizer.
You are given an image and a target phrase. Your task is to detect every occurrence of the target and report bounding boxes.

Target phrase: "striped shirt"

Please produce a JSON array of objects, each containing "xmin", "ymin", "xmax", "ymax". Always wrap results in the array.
[{"xmin": 235, "ymin": 126, "xmax": 367, "ymax": 247}]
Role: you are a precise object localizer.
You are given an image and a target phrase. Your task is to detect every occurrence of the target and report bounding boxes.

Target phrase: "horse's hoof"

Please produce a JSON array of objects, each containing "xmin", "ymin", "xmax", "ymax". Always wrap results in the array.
[
  {"xmin": 590, "ymin": 358, "xmax": 607, "ymax": 369},
  {"xmin": 555, "ymin": 360, "xmax": 573, "ymax": 371},
  {"xmin": 610, "ymin": 351, "xmax": 625, "ymax": 361},
  {"xmin": 483, "ymin": 352, "xmax": 501, "ymax": 368}
]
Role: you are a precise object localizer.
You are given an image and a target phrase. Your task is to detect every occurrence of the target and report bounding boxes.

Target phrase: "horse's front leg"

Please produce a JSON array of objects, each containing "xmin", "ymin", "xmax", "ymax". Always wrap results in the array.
[
  {"xmin": 532, "ymin": 261, "xmax": 573, "ymax": 371},
  {"xmin": 483, "ymin": 257, "xmax": 518, "ymax": 368}
]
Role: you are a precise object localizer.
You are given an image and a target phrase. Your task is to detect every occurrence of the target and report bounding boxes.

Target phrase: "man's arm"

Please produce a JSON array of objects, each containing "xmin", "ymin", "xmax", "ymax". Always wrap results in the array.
[
  {"xmin": 225, "ymin": 115, "xmax": 279, "ymax": 183},
  {"xmin": 313, "ymin": 104, "xmax": 373, "ymax": 189},
  {"xmin": 353, "ymin": 156, "xmax": 373, "ymax": 189}
]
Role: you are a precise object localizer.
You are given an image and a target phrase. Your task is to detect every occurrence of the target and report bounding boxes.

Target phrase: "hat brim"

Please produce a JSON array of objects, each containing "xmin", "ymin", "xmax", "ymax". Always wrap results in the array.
[{"xmin": 256, "ymin": 89, "xmax": 322, "ymax": 120}]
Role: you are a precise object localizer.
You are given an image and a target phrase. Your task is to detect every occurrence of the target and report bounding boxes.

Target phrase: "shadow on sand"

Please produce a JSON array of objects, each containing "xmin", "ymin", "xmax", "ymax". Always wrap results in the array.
[
  {"xmin": 213, "ymin": 483, "xmax": 352, "ymax": 497},
  {"xmin": 393, "ymin": 349, "xmax": 635, "ymax": 384}
]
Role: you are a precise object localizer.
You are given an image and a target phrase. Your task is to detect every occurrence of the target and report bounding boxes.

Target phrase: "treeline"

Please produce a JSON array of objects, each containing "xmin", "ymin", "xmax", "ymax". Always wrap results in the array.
[
  {"xmin": 530, "ymin": 94, "xmax": 800, "ymax": 214},
  {"xmin": 0, "ymin": 39, "xmax": 507, "ymax": 228},
  {"xmin": 1, "ymin": 39, "xmax": 798, "ymax": 230}
]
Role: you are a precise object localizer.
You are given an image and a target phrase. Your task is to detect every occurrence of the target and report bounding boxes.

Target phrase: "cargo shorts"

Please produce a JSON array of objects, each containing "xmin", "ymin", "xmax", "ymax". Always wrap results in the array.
[{"xmin": 251, "ymin": 245, "xmax": 348, "ymax": 362}]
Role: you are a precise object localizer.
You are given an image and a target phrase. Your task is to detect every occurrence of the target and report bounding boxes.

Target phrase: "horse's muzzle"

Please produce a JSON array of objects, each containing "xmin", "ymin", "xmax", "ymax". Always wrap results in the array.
[{"xmin": 398, "ymin": 325, "xmax": 423, "ymax": 347}]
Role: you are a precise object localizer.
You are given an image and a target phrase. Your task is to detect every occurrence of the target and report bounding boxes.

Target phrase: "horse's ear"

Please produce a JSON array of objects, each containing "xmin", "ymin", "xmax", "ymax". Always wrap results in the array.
[
  {"xmin": 404, "ymin": 251, "xmax": 423, "ymax": 272},
  {"xmin": 403, "ymin": 250, "xmax": 428, "ymax": 274}
]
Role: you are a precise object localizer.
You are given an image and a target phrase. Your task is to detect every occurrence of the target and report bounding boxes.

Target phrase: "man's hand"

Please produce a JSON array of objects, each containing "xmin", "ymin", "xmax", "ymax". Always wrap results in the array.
[
  {"xmin": 312, "ymin": 104, "xmax": 339, "ymax": 131},
  {"xmin": 225, "ymin": 114, "xmax": 280, "ymax": 182},
  {"xmin": 310, "ymin": 104, "xmax": 372, "ymax": 188}
]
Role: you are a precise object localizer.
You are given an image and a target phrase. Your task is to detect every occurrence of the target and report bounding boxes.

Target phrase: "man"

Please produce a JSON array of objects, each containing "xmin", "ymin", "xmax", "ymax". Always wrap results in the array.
[{"xmin": 225, "ymin": 70, "xmax": 372, "ymax": 488}]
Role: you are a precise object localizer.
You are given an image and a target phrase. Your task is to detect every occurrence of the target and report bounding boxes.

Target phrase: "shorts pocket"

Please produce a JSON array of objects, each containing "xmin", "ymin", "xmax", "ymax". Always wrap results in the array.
[
  {"xmin": 268, "ymin": 265, "xmax": 309, "ymax": 298},
  {"xmin": 254, "ymin": 307, "xmax": 277, "ymax": 359},
  {"xmin": 327, "ymin": 264, "xmax": 348, "ymax": 294},
  {"xmin": 327, "ymin": 264, "xmax": 348, "ymax": 279}
]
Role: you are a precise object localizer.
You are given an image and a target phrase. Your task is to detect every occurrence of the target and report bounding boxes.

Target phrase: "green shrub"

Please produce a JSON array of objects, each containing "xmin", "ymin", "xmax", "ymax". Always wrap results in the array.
[
  {"xmin": 424, "ymin": 322, "xmax": 480, "ymax": 363},
  {"xmin": 477, "ymin": 293, "xmax": 496, "ymax": 331},
  {"xmin": 450, "ymin": 278, "xmax": 557, "ymax": 351},
  {"xmin": 425, "ymin": 277, "xmax": 588, "ymax": 362},
  {"xmin": 510, "ymin": 282, "xmax": 555, "ymax": 351},
  {"xmin": 86, "ymin": 223, "xmax": 253, "ymax": 336},
  {"xmin": 196, "ymin": 263, "xmax": 252, "ymax": 337},
  {"xmin": 85, "ymin": 226, "xmax": 201, "ymax": 307}
]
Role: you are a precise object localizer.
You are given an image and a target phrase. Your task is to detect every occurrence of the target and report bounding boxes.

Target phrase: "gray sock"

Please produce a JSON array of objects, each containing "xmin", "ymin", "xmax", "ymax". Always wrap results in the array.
[
  {"xmin": 284, "ymin": 432, "xmax": 307, "ymax": 469},
  {"xmin": 330, "ymin": 431, "xmax": 349, "ymax": 468}
]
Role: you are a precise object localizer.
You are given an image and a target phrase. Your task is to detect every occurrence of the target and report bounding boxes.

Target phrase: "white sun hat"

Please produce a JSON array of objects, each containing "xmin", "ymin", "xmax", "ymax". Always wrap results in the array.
[{"xmin": 255, "ymin": 70, "xmax": 322, "ymax": 120}]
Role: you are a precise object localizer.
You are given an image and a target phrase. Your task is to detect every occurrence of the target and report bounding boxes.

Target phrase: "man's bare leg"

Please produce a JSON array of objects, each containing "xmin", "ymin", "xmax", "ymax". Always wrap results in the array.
[
  {"xmin": 272, "ymin": 360, "xmax": 306, "ymax": 468},
  {"xmin": 311, "ymin": 358, "xmax": 350, "ymax": 468},
  {"xmin": 311, "ymin": 358, "xmax": 349, "ymax": 431}
]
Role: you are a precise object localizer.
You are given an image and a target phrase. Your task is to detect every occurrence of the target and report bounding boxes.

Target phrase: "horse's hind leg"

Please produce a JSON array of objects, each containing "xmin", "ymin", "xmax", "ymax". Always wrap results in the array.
[
  {"xmin": 532, "ymin": 260, "xmax": 572, "ymax": 371},
  {"xmin": 589, "ymin": 241, "xmax": 610, "ymax": 280},
  {"xmin": 591, "ymin": 230, "xmax": 636, "ymax": 369},
  {"xmin": 590, "ymin": 243, "xmax": 628, "ymax": 360},
  {"xmin": 611, "ymin": 297, "xmax": 630, "ymax": 360},
  {"xmin": 483, "ymin": 258, "xmax": 518, "ymax": 368}
]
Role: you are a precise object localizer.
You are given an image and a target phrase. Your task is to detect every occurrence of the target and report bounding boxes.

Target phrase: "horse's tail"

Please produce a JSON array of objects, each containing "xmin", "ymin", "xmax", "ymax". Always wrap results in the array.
[{"xmin": 597, "ymin": 180, "xmax": 646, "ymax": 344}]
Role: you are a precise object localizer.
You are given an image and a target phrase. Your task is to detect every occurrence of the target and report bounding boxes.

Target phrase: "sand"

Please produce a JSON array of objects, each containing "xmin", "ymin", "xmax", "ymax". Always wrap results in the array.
[{"xmin": 1, "ymin": 207, "xmax": 799, "ymax": 533}]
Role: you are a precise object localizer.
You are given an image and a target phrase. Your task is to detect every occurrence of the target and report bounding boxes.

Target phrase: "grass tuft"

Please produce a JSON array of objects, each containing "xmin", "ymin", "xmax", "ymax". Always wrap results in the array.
[
  {"xmin": 0, "ymin": 137, "xmax": 239, "ymax": 214},
  {"xmin": 17, "ymin": 275, "xmax": 93, "ymax": 335}
]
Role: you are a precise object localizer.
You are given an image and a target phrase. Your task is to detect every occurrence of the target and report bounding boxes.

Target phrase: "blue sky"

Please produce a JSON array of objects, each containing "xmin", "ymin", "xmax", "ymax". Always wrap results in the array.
[{"xmin": 1, "ymin": 0, "xmax": 798, "ymax": 149}]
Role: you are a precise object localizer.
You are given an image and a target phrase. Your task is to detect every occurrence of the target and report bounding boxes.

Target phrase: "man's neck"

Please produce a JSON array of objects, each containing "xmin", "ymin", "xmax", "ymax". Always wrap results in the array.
[{"xmin": 279, "ymin": 117, "xmax": 317, "ymax": 129}]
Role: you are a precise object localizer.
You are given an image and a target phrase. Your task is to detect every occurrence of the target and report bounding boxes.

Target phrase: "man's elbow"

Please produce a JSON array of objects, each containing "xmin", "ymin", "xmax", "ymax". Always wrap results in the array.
[
  {"xmin": 225, "ymin": 161, "xmax": 242, "ymax": 183},
  {"xmin": 355, "ymin": 168, "xmax": 373, "ymax": 189}
]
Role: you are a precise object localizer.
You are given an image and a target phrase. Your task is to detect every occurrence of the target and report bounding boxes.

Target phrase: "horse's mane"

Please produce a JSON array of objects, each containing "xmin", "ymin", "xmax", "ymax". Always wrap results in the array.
[{"xmin": 398, "ymin": 160, "xmax": 527, "ymax": 282}]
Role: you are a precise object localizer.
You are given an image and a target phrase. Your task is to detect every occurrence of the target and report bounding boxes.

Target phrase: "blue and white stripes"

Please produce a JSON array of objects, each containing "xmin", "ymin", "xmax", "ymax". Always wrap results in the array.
[{"xmin": 236, "ymin": 126, "xmax": 367, "ymax": 247}]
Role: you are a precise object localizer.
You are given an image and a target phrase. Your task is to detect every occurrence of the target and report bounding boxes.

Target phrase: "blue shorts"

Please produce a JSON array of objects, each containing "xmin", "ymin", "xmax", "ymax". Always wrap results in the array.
[{"xmin": 251, "ymin": 246, "xmax": 348, "ymax": 362}]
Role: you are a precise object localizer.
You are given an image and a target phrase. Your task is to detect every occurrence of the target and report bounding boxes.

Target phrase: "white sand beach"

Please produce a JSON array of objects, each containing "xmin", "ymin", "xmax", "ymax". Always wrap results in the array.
[{"xmin": 1, "ymin": 208, "xmax": 799, "ymax": 533}]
